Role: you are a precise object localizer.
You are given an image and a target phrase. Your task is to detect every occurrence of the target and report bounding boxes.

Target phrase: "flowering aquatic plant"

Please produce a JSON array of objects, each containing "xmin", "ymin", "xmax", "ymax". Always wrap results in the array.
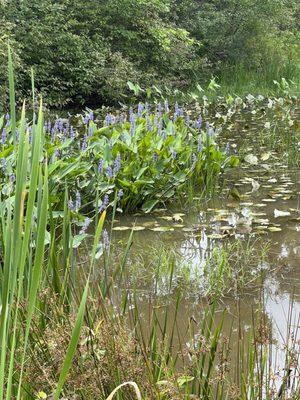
[{"xmin": 0, "ymin": 102, "xmax": 238, "ymax": 213}]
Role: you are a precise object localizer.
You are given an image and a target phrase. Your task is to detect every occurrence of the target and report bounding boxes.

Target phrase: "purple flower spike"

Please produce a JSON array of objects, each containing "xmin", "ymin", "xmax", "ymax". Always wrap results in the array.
[
  {"xmin": 207, "ymin": 126, "xmax": 215, "ymax": 137},
  {"xmin": 157, "ymin": 102, "xmax": 162, "ymax": 116},
  {"xmin": 9, "ymin": 173, "xmax": 16, "ymax": 182},
  {"xmin": 79, "ymin": 217, "xmax": 91, "ymax": 234},
  {"xmin": 113, "ymin": 153, "xmax": 121, "ymax": 175},
  {"xmin": 102, "ymin": 228, "xmax": 110, "ymax": 250},
  {"xmin": 117, "ymin": 189, "xmax": 124, "ymax": 200},
  {"xmin": 98, "ymin": 159, "xmax": 104, "ymax": 173},
  {"xmin": 99, "ymin": 194, "xmax": 109, "ymax": 212},
  {"xmin": 1, "ymin": 128, "xmax": 7, "ymax": 145},
  {"xmin": 146, "ymin": 116, "xmax": 152, "ymax": 132},
  {"xmin": 0, "ymin": 158, "xmax": 7, "ymax": 171},
  {"xmin": 51, "ymin": 128, "xmax": 56, "ymax": 142},
  {"xmin": 105, "ymin": 114, "xmax": 112, "ymax": 126},
  {"xmin": 130, "ymin": 116, "xmax": 136, "ymax": 137},
  {"xmin": 137, "ymin": 102, "xmax": 144, "ymax": 117},
  {"xmin": 70, "ymin": 126, "xmax": 75, "ymax": 139},
  {"xmin": 195, "ymin": 116, "xmax": 202, "ymax": 129},
  {"xmin": 81, "ymin": 135, "xmax": 87, "ymax": 151},
  {"xmin": 106, "ymin": 166, "xmax": 114, "ymax": 179},
  {"xmin": 75, "ymin": 191, "xmax": 81, "ymax": 211},
  {"xmin": 197, "ymin": 136, "xmax": 203, "ymax": 152},
  {"xmin": 68, "ymin": 199, "xmax": 75, "ymax": 211}
]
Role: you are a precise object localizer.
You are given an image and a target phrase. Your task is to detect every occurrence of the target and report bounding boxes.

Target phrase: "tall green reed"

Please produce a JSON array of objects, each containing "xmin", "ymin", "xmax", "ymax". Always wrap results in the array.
[{"xmin": 0, "ymin": 46, "xmax": 90, "ymax": 399}]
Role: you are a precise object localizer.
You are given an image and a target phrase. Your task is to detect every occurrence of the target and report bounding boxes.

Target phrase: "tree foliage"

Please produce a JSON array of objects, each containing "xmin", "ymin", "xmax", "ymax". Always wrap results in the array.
[{"xmin": 0, "ymin": 0, "xmax": 299, "ymax": 106}]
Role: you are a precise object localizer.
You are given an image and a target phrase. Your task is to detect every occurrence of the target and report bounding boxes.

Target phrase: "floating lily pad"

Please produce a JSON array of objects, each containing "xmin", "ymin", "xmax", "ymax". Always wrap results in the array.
[
  {"xmin": 150, "ymin": 226, "xmax": 174, "ymax": 232},
  {"xmin": 268, "ymin": 226, "xmax": 282, "ymax": 232},
  {"xmin": 274, "ymin": 209, "xmax": 291, "ymax": 218},
  {"xmin": 261, "ymin": 152, "xmax": 271, "ymax": 161},
  {"xmin": 113, "ymin": 226, "xmax": 131, "ymax": 231},
  {"xmin": 207, "ymin": 233, "xmax": 228, "ymax": 239},
  {"xmin": 132, "ymin": 226, "xmax": 146, "ymax": 231},
  {"xmin": 182, "ymin": 227, "xmax": 196, "ymax": 232}
]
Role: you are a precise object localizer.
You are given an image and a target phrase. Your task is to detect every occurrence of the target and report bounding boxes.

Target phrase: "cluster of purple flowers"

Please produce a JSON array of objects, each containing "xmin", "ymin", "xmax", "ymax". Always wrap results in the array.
[
  {"xmin": 99, "ymin": 194, "xmax": 109, "ymax": 212},
  {"xmin": 102, "ymin": 229, "xmax": 110, "ymax": 250},
  {"xmin": 137, "ymin": 102, "xmax": 144, "ymax": 117},
  {"xmin": 81, "ymin": 135, "xmax": 88, "ymax": 151},
  {"xmin": 117, "ymin": 189, "xmax": 124, "ymax": 200},
  {"xmin": 9, "ymin": 173, "xmax": 15, "ymax": 183},
  {"xmin": 207, "ymin": 126, "xmax": 215, "ymax": 138},
  {"xmin": 45, "ymin": 118, "xmax": 77, "ymax": 146},
  {"xmin": 0, "ymin": 158, "xmax": 7, "ymax": 172},
  {"xmin": 129, "ymin": 111, "xmax": 136, "ymax": 136},
  {"xmin": 83, "ymin": 111, "xmax": 94, "ymax": 125},
  {"xmin": 79, "ymin": 217, "xmax": 91, "ymax": 234},
  {"xmin": 98, "ymin": 158, "xmax": 104, "ymax": 173},
  {"xmin": 106, "ymin": 166, "xmax": 113, "ymax": 179},
  {"xmin": 104, "ymin": 114, "xmax": 113, "ymax": 126},
  {"xmin": 68, "ymin": 191, "xmax": 81, "ymax": 212},
  {"xmin": 104, "ymin": 113, "xmax": 125, "ymax": 126},
  {"xmin": 1, "ymin": 128, "xmax": 7, "ymax": 145},
  {"xmin": 197, "ymin": 135, "xmax": 203, "ymax": 152},
  {"xmin": 146, "ymin": 115, "xmax": 152, "ymax": 132},
  {"xmin": 195, "ymin": 116, "xmax": 202, "ymax": 129},
  {"xmin": 153, "ymin": 114, "xmax": 163, "ymax": 136},
  {"xmin": 113, "ymin": 153, "xmax": 121, "ymax": 175}
]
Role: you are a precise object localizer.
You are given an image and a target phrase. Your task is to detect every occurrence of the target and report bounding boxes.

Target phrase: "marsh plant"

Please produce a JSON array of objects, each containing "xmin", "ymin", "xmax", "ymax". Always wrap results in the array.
[
  {"xmin": 0, "ymin": 49, "xmax": 299, "ymax": 400},
  {"xmin": 1, "ymin": 101, "xmax": 239, "ymax": 215}
]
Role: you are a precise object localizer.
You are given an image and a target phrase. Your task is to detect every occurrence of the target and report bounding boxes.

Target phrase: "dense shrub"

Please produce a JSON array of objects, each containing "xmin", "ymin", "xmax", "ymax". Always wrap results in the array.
[{"xmin": 0, "ymin": 0, "xmax": 299, "ymax": 106}]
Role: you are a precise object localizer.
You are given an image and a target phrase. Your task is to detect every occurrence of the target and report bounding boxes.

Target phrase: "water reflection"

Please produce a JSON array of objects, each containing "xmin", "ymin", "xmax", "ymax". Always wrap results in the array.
[{"xmin": 96, "ymin": 103, "xmax": 300, "ymax": 388}]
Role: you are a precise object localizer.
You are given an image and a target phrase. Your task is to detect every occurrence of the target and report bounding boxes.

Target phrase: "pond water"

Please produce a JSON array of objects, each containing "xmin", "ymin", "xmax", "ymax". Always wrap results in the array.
[{"xmin": 99, "ymin": 101, "xmax": 300, "ymax": 386}]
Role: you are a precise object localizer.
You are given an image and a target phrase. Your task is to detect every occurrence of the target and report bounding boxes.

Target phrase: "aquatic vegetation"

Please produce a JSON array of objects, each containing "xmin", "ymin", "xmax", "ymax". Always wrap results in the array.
[
  {"xmin": 116, "ymin": 239, "xmax": 270, "ymax": 300},
  {"xmin": 0, "ymin": 102, "xmax": 238, "ymax": 215},
  {"xmin": 1, "ymin": 50, "xmax": 300, "ymax": 400}
]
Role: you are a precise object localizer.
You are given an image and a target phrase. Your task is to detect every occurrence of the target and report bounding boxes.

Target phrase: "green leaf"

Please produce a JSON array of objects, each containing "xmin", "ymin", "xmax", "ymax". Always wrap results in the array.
[
  {"xmin": 177, "ymin": 375, "xmax": 194, "ymax": 387},
  {"xmin": 142, "ymin": 198, "xmax": 159, "ymax": 213},
  {"xmin": 54, "ymin": 281, "xmax": 89, "ymax": 400}
]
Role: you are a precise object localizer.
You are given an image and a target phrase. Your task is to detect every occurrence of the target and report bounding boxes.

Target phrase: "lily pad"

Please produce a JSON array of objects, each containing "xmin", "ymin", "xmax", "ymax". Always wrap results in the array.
[
  {"xmin": 274, "ymin": 209, "xmax": 291, "ymax": 218},
  {"xmin": 244, "ymin": 154, "xmax": 258, "ymax": 165},
  {"xmin": 268, "ymin": 226, "xmax": 282, "ymax": 232},
  {"xmin": 112, "ymin": 226, "xmax": 131, "ymax": 231},
  {"xmin": 150, "ymin": 226, "xmax": 174, "ymax": 232}
]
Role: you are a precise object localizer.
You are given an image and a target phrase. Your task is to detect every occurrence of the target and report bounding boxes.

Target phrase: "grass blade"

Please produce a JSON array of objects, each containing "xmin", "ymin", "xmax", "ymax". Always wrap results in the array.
[{"xmin": 53, "ymin": 280, "xmax": 89, "ymax": 400}]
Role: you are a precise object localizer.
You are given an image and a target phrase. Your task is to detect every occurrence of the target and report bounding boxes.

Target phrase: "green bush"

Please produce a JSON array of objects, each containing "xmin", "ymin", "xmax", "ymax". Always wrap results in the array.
[
  {"xmin": 0, "ymin": 0, "xmax": 299, "ymax": 106},
  {"xmin": 0, "ymin": 0, "xmax": 198, "ymax": 106}
]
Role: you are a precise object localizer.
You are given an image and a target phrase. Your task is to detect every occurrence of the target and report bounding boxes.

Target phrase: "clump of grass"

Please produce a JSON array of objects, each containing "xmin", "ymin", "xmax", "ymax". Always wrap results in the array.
[
  {"xmin": 122, "ymin": 239, "xmax": 270, "ymax": 300},
  {"xmin": 203, "ymin": 239, "xmax": 270, "ymax": 298},
  {"xmin": 21, "ymin": 310, "xmax": 153, "ymax": 399}
]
